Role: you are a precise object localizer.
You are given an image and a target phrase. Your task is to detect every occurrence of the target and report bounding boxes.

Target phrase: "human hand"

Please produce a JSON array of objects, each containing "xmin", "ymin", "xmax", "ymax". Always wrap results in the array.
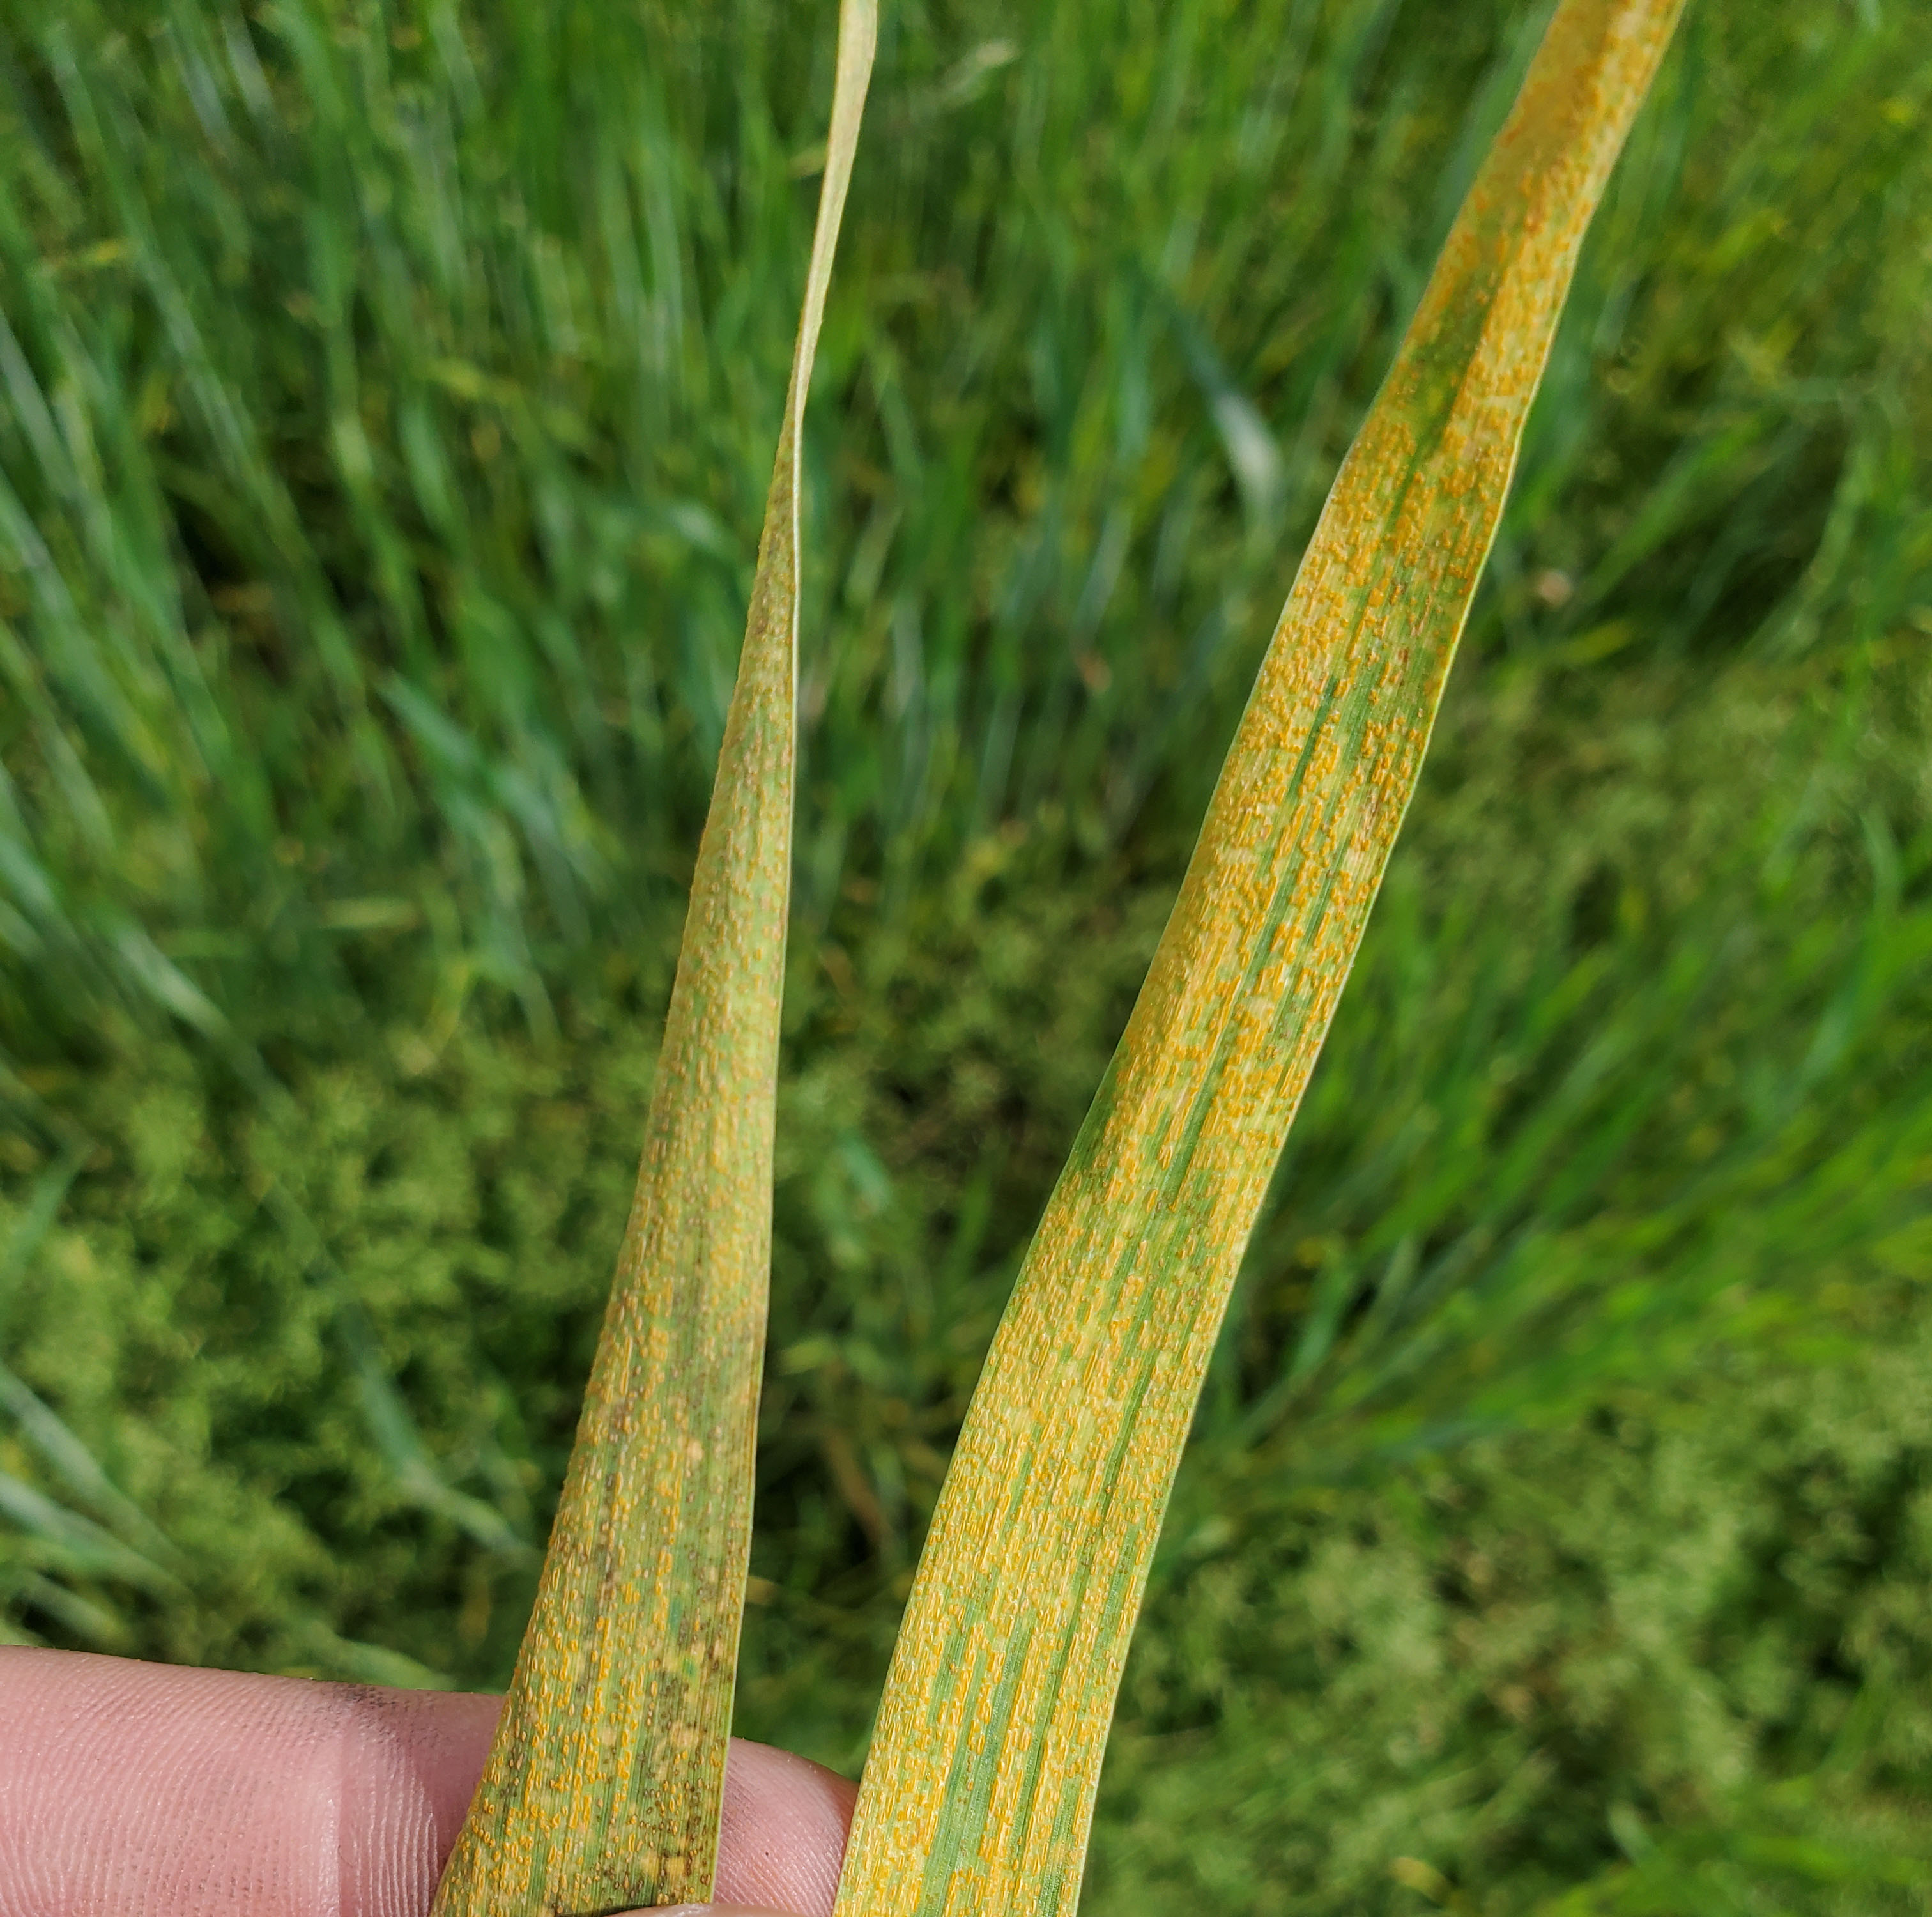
[{"xmin": 0, "ymin": 1648, "xmax": 854, "ymax": 1917}]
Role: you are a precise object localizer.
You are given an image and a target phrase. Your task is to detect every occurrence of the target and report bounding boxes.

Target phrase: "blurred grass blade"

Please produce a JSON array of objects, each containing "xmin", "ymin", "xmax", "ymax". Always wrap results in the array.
[
  {"xmin": 0, "ymin": 1364, "xmax": 181, "ymax": 1565},
  {"xmin": 832, "ymin": 6, "xmax": 1685, "ymax": 1917},
  {"xmin": 0, "ymin": 1470, "xmax": 184, "ymax": 1596},
  {"xmin": 430, "ymin": 5, "xmax": 876, "ymax": 1914}
]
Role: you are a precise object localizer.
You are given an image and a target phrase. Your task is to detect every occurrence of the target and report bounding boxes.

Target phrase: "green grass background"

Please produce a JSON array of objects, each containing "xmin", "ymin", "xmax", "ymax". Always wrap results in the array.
[{"xmin": 3, "ymin": 0, "xmax": 1931, "ymax": 1909}]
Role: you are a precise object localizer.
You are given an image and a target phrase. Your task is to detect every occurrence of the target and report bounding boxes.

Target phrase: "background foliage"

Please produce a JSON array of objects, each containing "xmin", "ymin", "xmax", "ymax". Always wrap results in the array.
[{"xmin": 1, "ymin": 0, "xmax": 1929, "ymax": 1911}]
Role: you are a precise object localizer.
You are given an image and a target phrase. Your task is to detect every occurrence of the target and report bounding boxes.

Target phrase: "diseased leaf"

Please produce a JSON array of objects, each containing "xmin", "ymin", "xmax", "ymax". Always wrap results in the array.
[
  {"xmin": 428, "ymin": 8, "xmax": 876, "ymax": 1914},
  {"xmin": 832, "ymin": 6, "xmax": 1687, "ymax": 1917}
]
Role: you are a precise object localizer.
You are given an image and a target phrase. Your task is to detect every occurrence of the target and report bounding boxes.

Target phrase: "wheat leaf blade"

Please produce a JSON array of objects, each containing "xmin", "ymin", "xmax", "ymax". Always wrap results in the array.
[
  {"xmin": 429, "ymin": 8, "xmax": 875, "ymax": 1914},
  {"xmin": 832, "ymin": 7, "xmax": 1685, "ymax": 1917}
]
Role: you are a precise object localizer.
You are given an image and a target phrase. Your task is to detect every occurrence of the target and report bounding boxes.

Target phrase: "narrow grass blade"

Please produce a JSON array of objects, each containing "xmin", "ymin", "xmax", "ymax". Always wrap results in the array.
[
  {"xmin": 430, "ymin": 6, "xmax": 876, "ymax": 1913},
  {"xmin": 0, "ymin": 1471, "xmax": 184, "ymax": 1596},
  {"xmin": 0, "ymin": 1364, "xmax": 181, "ymax": 1566},
  {"xmin": 832, "ymin": 6, "xmax": 1685, "ymax": 1917}
]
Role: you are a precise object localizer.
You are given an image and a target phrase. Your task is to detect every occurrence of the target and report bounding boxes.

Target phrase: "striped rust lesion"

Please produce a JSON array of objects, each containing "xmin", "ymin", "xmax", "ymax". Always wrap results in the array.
[{"xmin": 831, "ymin": 8, "xmax": 1689, "ymax": 1917}]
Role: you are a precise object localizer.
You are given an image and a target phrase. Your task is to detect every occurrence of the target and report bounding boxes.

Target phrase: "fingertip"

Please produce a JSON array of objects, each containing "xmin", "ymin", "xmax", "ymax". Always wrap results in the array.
[
  {"xmin": 0, "ymin": 1652, "xmax": 851, "ymax": 1917},
  {"xmin": 0, "ymin": 1649, "xmax": 504, "ymax": 1917},
  {"xmin": 716, "ymin": 1739, "xmax": 855, "ymax": 1917}
]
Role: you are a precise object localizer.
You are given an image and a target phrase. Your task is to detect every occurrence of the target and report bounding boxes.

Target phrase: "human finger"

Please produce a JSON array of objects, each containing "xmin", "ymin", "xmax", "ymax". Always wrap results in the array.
[{"xmin": 0, "ymin": 1648, "xmax": 853, "ymax": 1917}]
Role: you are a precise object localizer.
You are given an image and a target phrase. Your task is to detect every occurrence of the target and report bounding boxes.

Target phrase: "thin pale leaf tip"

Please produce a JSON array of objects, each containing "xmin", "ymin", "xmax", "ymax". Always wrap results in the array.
[{"xmin": 428, "ymin": 8, "xmax": 875, "ymax": 1916}]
